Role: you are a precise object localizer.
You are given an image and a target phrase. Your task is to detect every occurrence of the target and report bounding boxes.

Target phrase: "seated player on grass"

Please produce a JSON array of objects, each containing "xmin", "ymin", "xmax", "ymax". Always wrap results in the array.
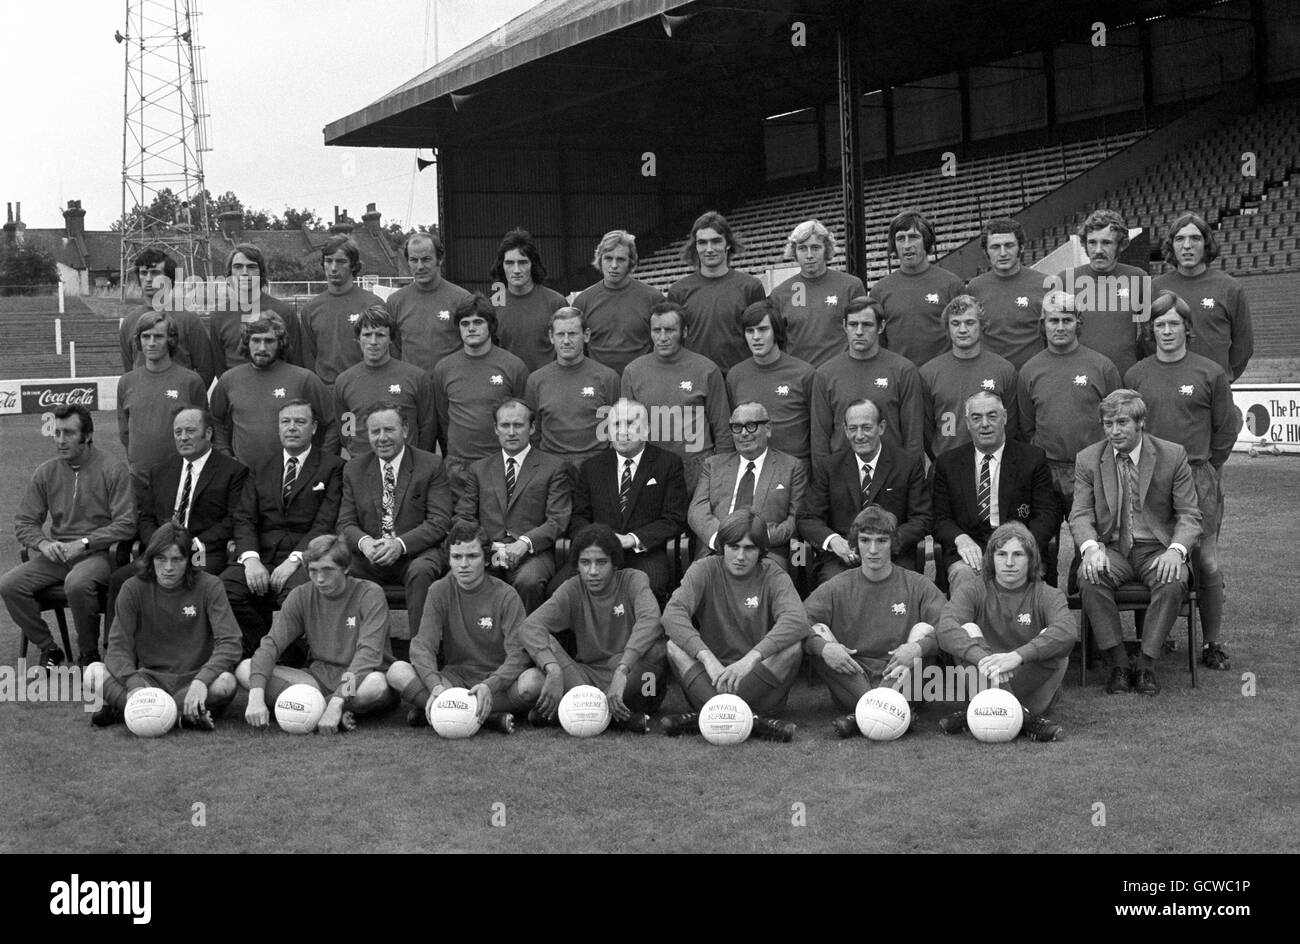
[
  {"xmin": 660, "ymin": 509, "xmax": 809, "ymax": 742},
  {"xmin": 936, "ymin": 522, "xmax": 1073, "ymax": 742},
  {"xmin": 237, "ymin": 534, "xmax": 393, "ymax": 734},
  {"xmin": 386, "ymin": 520, "xmax": 543, "ymax": 734},
  {"xmin": 520, "ymin": 523, "xmax": 668, "ymax": 734},
  {"xmin": 88, "ymin": 522, "xmax": 241, "ymax": 730},
  {"xmin": 802, "ymin": 505, "xmax": 946, "ymax": 738}
]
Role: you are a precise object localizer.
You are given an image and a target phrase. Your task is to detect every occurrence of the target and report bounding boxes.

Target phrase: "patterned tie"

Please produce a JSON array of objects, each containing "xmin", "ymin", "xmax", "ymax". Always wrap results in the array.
[
  {"xmin": 282, "ymin": 456, "xmax": 298, "ymax": 505},
  {"xmin": 619, "ymin": 458, "xmax": 633, "ymax": 515},
  {"xmin": 381, "ymin": 462, "xmax": 396, "ymax": 537},
  {"xmin": 1118, "ymin": 452, "xmax": 1137, "ymax": 556},
  {"xmin": 733, "ymin": 461, "xmax": 756, "ymax": 512},
  {"xmin": 505, "ymin": 457, "xmax": 517, "ymax": 502},
  {"xmin": 175, "ymin": 461, "xmax": 194, "ymax": 526},
  {"xmin": 977, "ymin": 453, "xmax": 992, "ymax": 524},
  {"xmin": 860, "ymin": 462, "xmax": 873, "ymax": 508}
]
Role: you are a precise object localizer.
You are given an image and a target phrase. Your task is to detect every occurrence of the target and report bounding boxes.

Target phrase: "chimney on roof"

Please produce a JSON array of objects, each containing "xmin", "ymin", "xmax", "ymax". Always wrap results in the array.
[
  {"xmin": 362, "ymin": 202, "xmax": 382, "ymax": 237},
  {"xmin": 330, "ymin": 206, "xmax": 354, "ymax": 235},
  {"xmin": 3, "ymin": 201, "xmax": 25, "ymax": 247},
  {"xmin": 218, "ymin": 209, "xmax": 243, "ymax": 241},
  {"xmin": 63, "ymin": 200, "xmax": 86, "ymax": 242}
]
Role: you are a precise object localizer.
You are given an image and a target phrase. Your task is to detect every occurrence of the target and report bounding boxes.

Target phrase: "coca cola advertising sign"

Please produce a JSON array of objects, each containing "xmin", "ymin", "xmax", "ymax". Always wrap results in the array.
[
  {"xmin": 20, "ymin": 383, "xmax": 100, "ymax": 414},
  {"xmin": 0, "ymin": 382, "xmax": 19, "ymax": 415}
]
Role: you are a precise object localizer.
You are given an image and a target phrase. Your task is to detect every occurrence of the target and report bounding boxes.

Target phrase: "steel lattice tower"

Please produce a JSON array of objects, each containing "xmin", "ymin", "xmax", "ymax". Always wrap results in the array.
[{"xmin": 119, "ymin": 0, "xmax": 213, "ymax": 292}]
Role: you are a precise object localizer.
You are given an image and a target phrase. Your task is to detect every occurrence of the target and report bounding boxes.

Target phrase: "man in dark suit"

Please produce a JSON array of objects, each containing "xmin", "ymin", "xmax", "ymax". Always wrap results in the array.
[
  {"xmin": 107, "ymin": 407, "xmax": 248, "ymax": 632},
  {"xmin": 799, "ymin": 398, "xmax": 931, "ymax": 587},
  {"xmin": 932, "ymin": 391, "xmax": 1056, "ymax": 591},
  {"xmin": 1070, "ymin": 389, "xmax": 1201, "ymax": 696},
  {"xmin": 337, "ymin": 401, "xmax": 452, "ymax": 637},
  {"xmin": 455, "ymin": 399, "xmax": 572, "ymax": 612},
  {"xmin": 568, "ymin": 398, "xmax": 688, "ymax": 605},
  {"xmin": 688, "ymin": 402, "xmax": 805, "ymax": 571},
  {"xmin": 221, "ymin": 399, "xmax": 345, "ymax": 657}
]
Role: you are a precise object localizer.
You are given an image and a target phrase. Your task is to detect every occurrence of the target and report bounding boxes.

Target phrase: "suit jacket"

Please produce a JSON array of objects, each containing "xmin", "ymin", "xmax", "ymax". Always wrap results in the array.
[
  {"xmin": 138, "ymin": 449, "xmax": 248, "ymax": 560},
  {"xmin": 798, "ymin": 443, "xmax": 931, "ymax": 561},
  {"xmin": 338, "ymin": 447, "xmax": 452, "ymax": 557},
  {"xmin": 572, "ymin": 444, "xmax": 688, "ymax": 553},
  {"xmin": 932, "ymin": 438, "xmax": 1057, "ymax": 572},
  {"xmin": 233, "ymin": 449, "xmax": 345, "ymax": 563},
  {"xmin": 1069, "ymin": 433, "xmax": 1201, "ymax": 552},
  {"xmin": 689, "ymin": 447, "xmax": 805, "ymax": 550},
  {"xmin": 456, "ymin": 448, "xmax": 572, "ymax": 552}
]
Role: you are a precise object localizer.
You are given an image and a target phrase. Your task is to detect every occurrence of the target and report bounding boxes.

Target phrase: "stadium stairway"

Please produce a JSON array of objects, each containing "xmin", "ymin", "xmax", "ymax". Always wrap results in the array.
[{"xmin": 0, "ymin": 297, "xmax": 124, "ymax": 380}]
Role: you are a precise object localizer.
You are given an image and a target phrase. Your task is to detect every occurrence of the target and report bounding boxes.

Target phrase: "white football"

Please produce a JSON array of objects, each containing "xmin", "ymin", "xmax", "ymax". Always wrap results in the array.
[
  {"xmin": 275, "ymin": 683, "xmax": 326, "ymax": 735},
  {"xmin": 428, "ymin": 687, "xmax": 483, "ymax": 739},
  {"xmin": 855, "ymin": 687, "xmax": 911, "ymax": 741},
  {"xmin": 698, "ymin": 693, "xmax": 753, "ymax": 745},
  {"xmin": 558, "ymin": 685, "xmax": 611, "ymax": 738},
  {"xmin": 967, "ymin": 687, "xmax": 1024, "ymax": 743},
  {"xmin": 124, "ymin": 687, "xmax": 178, "ymax": 738}
]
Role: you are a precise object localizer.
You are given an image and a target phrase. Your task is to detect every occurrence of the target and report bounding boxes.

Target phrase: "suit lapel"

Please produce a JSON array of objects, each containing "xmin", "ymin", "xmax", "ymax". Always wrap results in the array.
[
  {"xmin": 752, "ymin": 453, "xmax": 773, "ymax": 509},
  {"xmin": 393, "ymin": 453, "xmax": 414, "ymax": 512},
  {"xmin": 996, "ymin": 443, "xmax": 1016, "ymax": 513},
  {"xmin": 718, "ymin": 453, "xmax": 741, "ymax": 510},
  {"xmin": 191, "ymin": 451, "xmax": 219, "ymax": 501},
  {"xmin": 285, "ymin": 450, "xmax": 320, "ymax": 509},
  {"xmin": 1101, "ymin": 446, "xmax": 1120, "ymax": 527},
  {"xmin": 1137, "ymin": 435, "xmax": 1156, "ymax": 506}
]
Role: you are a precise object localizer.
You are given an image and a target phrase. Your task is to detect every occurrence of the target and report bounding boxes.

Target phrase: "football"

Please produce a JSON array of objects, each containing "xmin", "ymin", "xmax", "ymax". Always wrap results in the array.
[
  {"xmin": 427, "ymin": 687, "xmax": 483, "ymax": 739},
  {"xmin": 275, "ymin": 683, "xmax": 327, "ymax": 735},
  {"xmin": 123, "ymin": 687, "xmax": 178, "ymax": 738},
  {"xmin": 966, "ymin": 688, "xmax": 1024, "ymax": 743},
  {"xmin": 558, "ymin": 685, "xmax": 611, "ymax": 738},
  {"xmin": 855, "ymin": 686, "xmax": 912, "ymax": 740},
  {"xmin": 698, "ymin": 693, "xmax": 754, "ymax": 745}
]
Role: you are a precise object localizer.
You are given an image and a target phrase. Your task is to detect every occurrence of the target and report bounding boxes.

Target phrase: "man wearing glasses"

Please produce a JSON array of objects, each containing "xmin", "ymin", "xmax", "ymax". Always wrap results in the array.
[{"xmin": 688, "ymin": 402, "xmax": 804, "ymax": 571}]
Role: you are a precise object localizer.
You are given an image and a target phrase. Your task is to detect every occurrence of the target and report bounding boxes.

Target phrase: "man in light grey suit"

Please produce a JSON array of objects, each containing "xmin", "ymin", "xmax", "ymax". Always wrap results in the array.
[
  {"xmin": 454, "ymin": 399, "xmax": 572, "ymax": 612},
  {"xmin": 688, "ymin": 402, "xmax": 805, "ymax": 571},
  {"xmin": 1070, "ymin": 389, "xmax": 1201, "ymax": 697}
]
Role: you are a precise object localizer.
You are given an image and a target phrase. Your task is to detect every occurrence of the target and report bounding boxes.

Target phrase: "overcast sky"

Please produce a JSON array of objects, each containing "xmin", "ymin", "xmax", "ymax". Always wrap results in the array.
[{"xmin": 2, "ymin": 0, "xmax": 540, "ymax": 231}]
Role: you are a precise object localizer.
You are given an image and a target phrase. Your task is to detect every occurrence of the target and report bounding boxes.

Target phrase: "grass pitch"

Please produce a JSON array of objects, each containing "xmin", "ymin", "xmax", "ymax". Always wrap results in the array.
[{"xmin": 0, "ymin": 413, "xmax": 1296, "ymax": 854}]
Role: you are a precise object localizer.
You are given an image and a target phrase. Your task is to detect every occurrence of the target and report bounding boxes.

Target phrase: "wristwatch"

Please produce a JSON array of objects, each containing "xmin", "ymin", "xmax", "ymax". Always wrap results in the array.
[{"xmin": 81, "ymin": 538, "xmax": 90, "ymax": 551}]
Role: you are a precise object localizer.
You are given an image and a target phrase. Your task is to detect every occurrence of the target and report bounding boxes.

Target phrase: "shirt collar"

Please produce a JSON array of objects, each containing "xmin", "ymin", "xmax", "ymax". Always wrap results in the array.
[
  {"xmin": 1116, "ymin": 440, "xmax": 1143, "ymax": 467},
  {"xmin": 380, "ymin": 447, "xmax": 406, "ymax": 477},
  {"xmin": 183, "ymin": 447, "xmax": 213, "ymax": 480},
  {"xmin": 504, "ymin": 444, "xmax": 530, "ymax": 468},
  {"xmin": 283, "ymin": 445, "xmax": 311, "ymax": 467},
  {"xmin": 856, "ymin": 444, "xmax": 882, "ymax": 472}
]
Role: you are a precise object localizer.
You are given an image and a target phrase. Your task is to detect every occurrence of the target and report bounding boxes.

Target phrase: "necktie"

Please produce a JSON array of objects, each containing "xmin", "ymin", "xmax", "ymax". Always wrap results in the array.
[
  {"xmin": 1118, "ymin": 453, "xmax": 1137, "ymax": 556},
  {"xmin": 860, "ymin": 462, "xmax": 873, "ymax": 508},
  {"xmin": 733, "ymin": 461, "xmax": 756, "ymax": 512},
  {"xmin": 505, "ymin": 457, "xmax": 517, "ymax": 502},
  {"xmin": 977, "ymin": 453, "xmax": 992, "ymax": 524},
  {"xmin": 619, "ymin": 458, "xmax": 633, "ymax": 514},
  {"xmin": 381, "ymin": 462, "xmax": 396, "ymax": 537},
  {"xmin": 282, "ymin": 456, "xmax": 298, "ymax": 505},
  {"xmin": 175, "ymin": 462, "xmax": 194, "ymax": 526}
]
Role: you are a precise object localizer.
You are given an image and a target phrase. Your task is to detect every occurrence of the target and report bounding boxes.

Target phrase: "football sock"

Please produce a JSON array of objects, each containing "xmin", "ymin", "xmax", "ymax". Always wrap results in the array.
[
  {"xmin": 402, "ymin": 679, "xmax": 429, "ymax": 709},
  {"xmin": 1197, "ymin": 572, "xmax": 1224, "ymax": 644},
  {"xmin": 1136, "ymin": 653, "xmax": 1155, "ymax": 670}
]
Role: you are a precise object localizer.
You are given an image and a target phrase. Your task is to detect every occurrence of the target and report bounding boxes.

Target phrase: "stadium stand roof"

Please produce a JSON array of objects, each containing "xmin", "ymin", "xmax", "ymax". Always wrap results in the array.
[{"xmin": 325, "ymin": 0, "xmax": 1207, "ymax": 150}]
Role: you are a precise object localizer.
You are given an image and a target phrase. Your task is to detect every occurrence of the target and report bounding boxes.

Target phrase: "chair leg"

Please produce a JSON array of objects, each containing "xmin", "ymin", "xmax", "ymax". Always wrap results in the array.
[
  {"xmin": 1187, "ymin": 593, "xmax": 1198, "ymax": 689},
  {"xmin": 1078, "ymin": 610, "xmax": 1089, "ymax": 687}
]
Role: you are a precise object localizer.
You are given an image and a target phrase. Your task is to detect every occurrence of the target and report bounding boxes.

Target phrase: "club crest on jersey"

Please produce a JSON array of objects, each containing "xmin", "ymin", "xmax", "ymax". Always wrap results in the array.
[
  {"xmin": 478, "ymin": 617, "xmax": 493, "ymax": 629},
  {"xmin": 925, "ymin": 293, "xmax": 940, "ymax": 304},
  {"xmin": 1201, "ymin": 298, "xmax": 1214, "ymax": 309},
  {"xmin": 438, "ymin": 310, "xmax": 451, "ymax": 321},
  {"xmin": 981, "ymin": 378, "xmax": 996, "ymax": 390},
  {"xmin": 775, "ymin": 385, "xmax": 790, "ymax": 396},
  {"xmin": 1018, "ymin": 613, "xmax": 1032, "ymax": 625},
  {"xmin": 1016, "ymin": 296, "xmax": 1029, "ymax": 308},
  {"xmin": 490, "ymin": 375, "xmax": 504, "ymax": 385},
  {"xmin": 825, "ymin": 295, "xmax": 838, "ymax": 305},
  {"xmin": 347, "ymin": 616, "xmax": 357, "ymax": 628},
  {"xmin": 581, "ymin": 386, "xmax": 595, "ymax": 397},
  {"xmin": 1179, "ymin": 385, "xmax": 1194, "ymax": 396},
  {"xmin": 1073, "ymin": 375, "xmax": 1088, "ymax": 386},
  {"xmin": 745, "ymin": 596, "xmax": 759, "ymax": 608},
  {"xmin": 182, "ymin": 605, "xmax": 197, "ymax": 617},
  {"xmin": 679, "ymin": 380, "xmax": 694, "ymax": 392},
  {"xmin": 349, "ymin": 313, "xmax": 361, "ymax": 324},
  {"xmin": 613, "ymin": 604, "xmax": 625, "ymax": 616},
  {"xmin": 1017, "ymin": 504, "xmax": 1030, "ymax": 519},
  {"xmin": 273, "ymin": 388, "xmax": 286, "ymax": 398},
  {"xmin": 388, "ymin": 384, "xmax": 401, "ymax": 394},
  {"xmin": 891, "ymin": 603, "xmax": 906, "ymax": 615},
  {"xmin": 165, "ymin": 389, "xmax": 178, "ymax": 399},
  {"xmin": 874, "ymin": 377, "xmax": 888, "ymax": 388}
]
